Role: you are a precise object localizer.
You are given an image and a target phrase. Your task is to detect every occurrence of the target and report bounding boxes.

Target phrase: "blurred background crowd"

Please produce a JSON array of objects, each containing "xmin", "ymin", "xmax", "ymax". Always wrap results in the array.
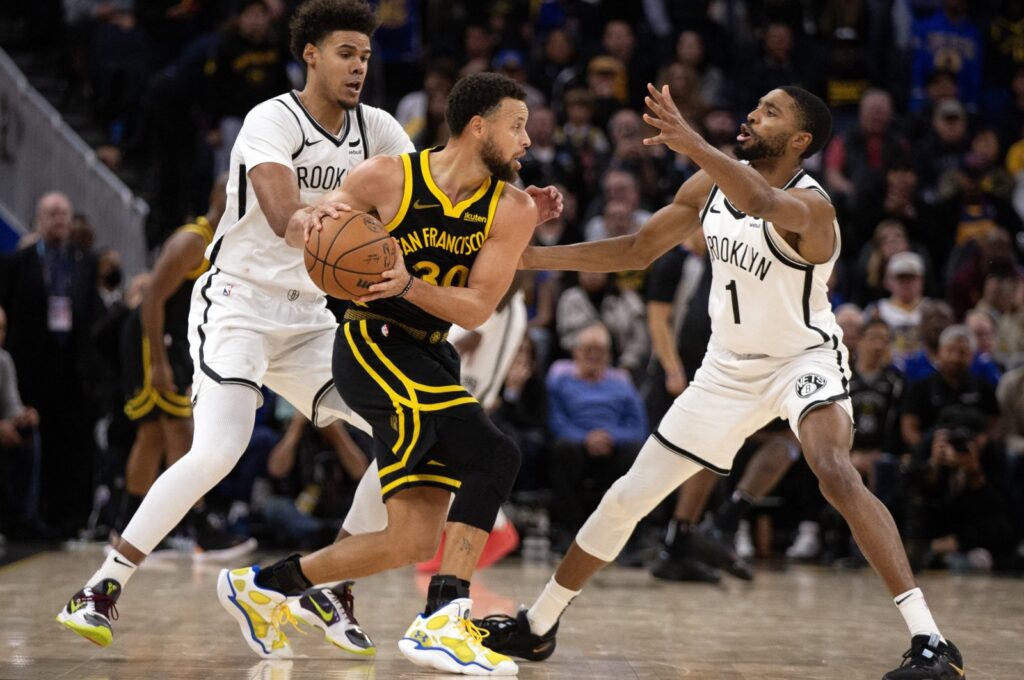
[{"xmin": 0, "ymin": 0, "xmax": 1022, "ymax": 576}]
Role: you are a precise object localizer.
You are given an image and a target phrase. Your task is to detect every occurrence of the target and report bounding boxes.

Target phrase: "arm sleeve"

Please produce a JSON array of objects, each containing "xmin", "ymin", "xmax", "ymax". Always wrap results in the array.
[
  {"xmin": 362, "ymin": 105, "xmax": 416, "ymax": 158},
  {"xmin": 235, "ymin": 101, "xmax": 303, "ymax": 173}
]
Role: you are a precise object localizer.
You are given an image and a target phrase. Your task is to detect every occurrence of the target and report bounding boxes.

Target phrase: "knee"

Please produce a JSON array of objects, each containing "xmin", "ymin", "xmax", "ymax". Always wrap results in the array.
[
  {"xmin": 495, "ymin": 433, "xmax": 521, "ymax": 480},
  {"xmin": 813, "ymin": 450, "xmax": 864, "ymax": 504},
  {"xmin": 597, "ymin": 476, "xmax": 647, "ymax": 523}
]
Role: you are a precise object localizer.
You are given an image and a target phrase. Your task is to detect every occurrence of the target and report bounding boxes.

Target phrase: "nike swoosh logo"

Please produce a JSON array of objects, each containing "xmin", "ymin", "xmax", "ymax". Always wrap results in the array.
[
  {"xmin": 68, "ymin": 600, "xmax": 84, "ymax": 613},
  {"xmin": 304, "ymin": 138, "xmax": 323, "ymax": 147},
  {"xmin": 113, "ymin": 556, "xmax": 133, "ymax": 568},
  {"xmin": 894, "ymin": 593, "xmax": 913, "ymax": 605},
  {"xmin": 349, "ymin": 139, "xmax": 360, "ymax": 147},
  {"xmin": 310, "ymin": 597, "xmax": 334, "ymax": 623},
  {"xmin": 949, "ymin": 662, "xmax": 964, "ymax": 677},
  {"xmin": 709, "ymin": 205, "xmax": 721, "ymax": 213},
  {"xmin": 413, "ymin": 199, "xmax": 440, "ymax": 210}
]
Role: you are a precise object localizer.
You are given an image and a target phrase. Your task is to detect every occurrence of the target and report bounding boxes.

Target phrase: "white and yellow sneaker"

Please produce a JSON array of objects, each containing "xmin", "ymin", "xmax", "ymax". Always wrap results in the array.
[
  {"xmin": 288, "ymin": 581, "xmax": 376, "ymax": 656},
  {"xmin": 217, "ymin": 566, "xmax": 300, "ymax": 658},
  {"xmin": 56, "ymin": 579, "xmax": 122, "ymax": 647},
  {"xmin": 398, "ymin": 598, "xmax": 518, "ymax": 675}
]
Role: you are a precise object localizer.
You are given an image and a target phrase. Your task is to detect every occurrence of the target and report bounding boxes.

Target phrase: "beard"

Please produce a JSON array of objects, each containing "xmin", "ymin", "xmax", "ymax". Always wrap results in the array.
[
  {"xmin": 734, "ymin": 132, "xmax": 787, "ymax": 161},
  {"xmin": 481, "ymin": 137, "xmax": 519, "ymax": 182}
]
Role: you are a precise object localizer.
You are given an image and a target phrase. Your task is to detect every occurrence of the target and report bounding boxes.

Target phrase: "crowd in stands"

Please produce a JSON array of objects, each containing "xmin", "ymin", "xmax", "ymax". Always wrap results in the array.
[{"xmin": 1, "ymin": 0, "xmax": 1023, "ymax": 573}]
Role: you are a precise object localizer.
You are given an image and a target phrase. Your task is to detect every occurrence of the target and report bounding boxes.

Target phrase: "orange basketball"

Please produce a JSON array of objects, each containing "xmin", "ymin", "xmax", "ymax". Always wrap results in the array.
[{"xmin": 304, "ymin": 210, "xmax": 396, "ymax": 300}]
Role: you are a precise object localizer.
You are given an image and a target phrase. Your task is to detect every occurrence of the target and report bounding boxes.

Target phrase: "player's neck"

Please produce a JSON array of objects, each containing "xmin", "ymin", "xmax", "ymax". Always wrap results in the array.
[
  {"xmin": 296, "ymin": 88, "xmax": 347, "ymax": 136},
  {"xmin": 428, "ymin": 142, "xmax": 490, "ymax": 201},
  {"xmin": 750, "ymin": 157, "xmax": 802, "ymax": 188}
]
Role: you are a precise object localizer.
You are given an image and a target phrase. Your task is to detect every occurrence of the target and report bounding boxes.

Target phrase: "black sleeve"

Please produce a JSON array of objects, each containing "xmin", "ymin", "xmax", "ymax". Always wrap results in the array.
[{"xmin": 644, "ymin": 247, "xmax": 685, "ymax": 303}]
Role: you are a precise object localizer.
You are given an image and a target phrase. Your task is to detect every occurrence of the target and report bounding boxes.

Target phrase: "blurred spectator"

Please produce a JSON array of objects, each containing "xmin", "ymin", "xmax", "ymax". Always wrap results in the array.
[
  {"xmin": 395, "ymin": 57, "xmax": 457, "ymax": 146},
  {"xmin": 205, "ymin": 0, "xmax": 290, "ymax": 176},
  {"xmin": 88, "ymin": 5, "xmax": 152, "ymax": 147},
  {"xmin": 657, "ymin": 62, "xmax": 708, "ymax": 126},
  {"xmin": 901, "ymin": 298, "xmax": 955, "ymax": 382},
  {"xmin": 910, "ymin": 0, "xmax": 983, "ymax": 113},
  {"xmin": 971, "ymin": 267, "xmax": 1024, "ymax": 366},
  {"xmin": 599, "ymin": 200, "xmax": 647, "ymax": 293},
  {"xmin": 823, "ymin": 90, "xmax": 909, "ymax": 241},
  {"xmin": 518, "ymin": 106, "xmax": 576, "ymax": 192},
  {"xmin": 528, "ymin": 28, "xmax": 579, "ymax": 110},
  {"xmin": 584, "ymin": 169, "xmax": 652, "ymax": 241},
  {"xmin": 987, "ymin": 0, "xmax": 1024, "ymax": 86},
  {"xmin": 492, "ymin": 337, "xmax": 548, "ymax": 492},
  {"xmin": 901, "ymin": 325, "xmax": 1001, "ymax": 450},
  {"xmin": 95, "ymin": 247, "xmax": 123, "ymax": 311},
  {"xmin": 459, "ymin": 23, "xmax": 494, "ymax": 77},
  {"xmin": 905, "ymin": 408, "xmax": 1014, "ymax": 571},
  {"xmin": 818, "ymin": 1, "xmax": 875, "ymax": 128},
  {"xmin": 998, "ymin": 366, "xmax": 1024, "ymax": 457},
  {"xmin": 492, "ymin": 49, "xmax": 546, "ymax": 111},
  {"xmin": 0, "ymin": 305, "xmax": 45, "ymax": 539},
  {"xmin": 554, "ymin": 88, "xmax": 610, "ymax": 198},
  {"xmin": 907, "ymin": 67, "xmax": 960, "ymax": 141},
  {"xmin": 864, "ymin": 252, "xmax": 930, "ymax": 363},
  {"xmin": 851, "ymin": 219, "xmax": 932, "ymax": 307},
  {"xmin": 673, "ymin": 30, "xmax": 726, "ymax": 109},
  {"xmin": 948, "ymin": 228, "xmax": 1018, "ymax": 319},
  {"xmin": 0, "ymin": 192, "xmax": 101, "ymax": 536},
  {"xmin": 967, "ymin": 129, "xmax": 1014, "ymax": 202},
  {"xmin": 600, "ymin": 19, "xmax": 657, "ymax": 111},
  {"xmin": 848, "ymin": 318, "xmax": 905, "ymax": 489},
  {"xmin": 992, "ymin": 65, "xmax": 1024, "ymax": 148},
  {"xmin": 915, "ymin": 99, "xmax": 970, "ymax": 205},
  {"xmin": 741, "ymin": 22, "xmax": 816, "ymax": 110},
  {"xmin": 546, "ymin": 323, "xmax": 647, "ymax": 543},
  {"xmin": 584, "ymin": 55, "xmax": 628, "ymax": 130},
  {"xmin": 556, "ymin": 271, "xmax": 648, "ymax": 379},
  {"xmin": 835, "ymin": 303, "xmax": 865, "ymax": 356},
  {"xmin": 604, "ymin": 109, "xmax": 662, "ymax": 205},
  {"xmin": 964, "ymin": 310, "xmax": 1005, "ymax": 384}
]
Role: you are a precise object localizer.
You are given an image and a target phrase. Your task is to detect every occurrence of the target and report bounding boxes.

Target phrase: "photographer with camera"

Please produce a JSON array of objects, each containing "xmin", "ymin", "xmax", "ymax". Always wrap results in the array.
[{"xmin": 904, "ymin": 407, "xmax": 1014, "ymax": 571}]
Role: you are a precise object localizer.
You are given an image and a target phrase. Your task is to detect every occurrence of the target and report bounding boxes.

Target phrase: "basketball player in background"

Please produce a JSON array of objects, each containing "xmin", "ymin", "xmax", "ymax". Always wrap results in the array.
[
  {"xmin": 220, "ymin": 72, "xmax": 537, "ymax": 676},
  {"xmin": 114, "ymin": 176, "xmax": 254, "ymax": 560},
  {"xmin": 476, "ymin": 84, "xmax": 964, "ymax": 680}
]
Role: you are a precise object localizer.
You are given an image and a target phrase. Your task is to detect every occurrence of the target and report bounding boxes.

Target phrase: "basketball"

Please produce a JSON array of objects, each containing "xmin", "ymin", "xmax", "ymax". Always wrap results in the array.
[{"xmin": 304, "ymin": 209, "xmax": 396, "ymax": 300}]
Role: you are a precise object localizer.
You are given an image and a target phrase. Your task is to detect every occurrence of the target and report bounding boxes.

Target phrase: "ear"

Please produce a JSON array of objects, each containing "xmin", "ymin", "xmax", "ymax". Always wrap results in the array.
[
  {"xmin": 792, "ymin": 130, "xmax": 812, "ymax": 155},
  {"xmin": 469, "ymin": 114, "xmax": 487, "ymax": 140},
  {"xmin": 303, "ymin": 42, "xmax": 317, "ymax": 67}
]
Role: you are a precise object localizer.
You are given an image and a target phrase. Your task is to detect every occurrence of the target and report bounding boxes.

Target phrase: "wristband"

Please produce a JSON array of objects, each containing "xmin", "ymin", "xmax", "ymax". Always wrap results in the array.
[{"xmin": 396, "ymin": 275, "xmax": 414, "ymax": 298}]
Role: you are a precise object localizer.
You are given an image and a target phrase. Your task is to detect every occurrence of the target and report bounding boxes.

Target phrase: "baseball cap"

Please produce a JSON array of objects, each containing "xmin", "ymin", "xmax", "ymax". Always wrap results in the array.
[
  {"xmin": 887, "ymin": 251, "xmax": 924, "ymax": 277},
  {"xmin": 936, "ymin": 99, "xmax": 965, "ymax": 120}
]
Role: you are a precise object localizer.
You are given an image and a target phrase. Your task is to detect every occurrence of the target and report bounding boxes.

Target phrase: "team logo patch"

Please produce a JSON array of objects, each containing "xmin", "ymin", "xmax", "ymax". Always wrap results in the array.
[
  {"xmin": 795, "ymin": 373, "xmax": 827, "ymax": 398},
  {"xmin": 287, "ymin": 289, "xmax": 299, "ymax": 301},
  {"xmin": 222, "ymin": 284, "xmax": 233, "ymax": 297},
  {"xmin": 381, "ymin": 323, "xmax": 389, "ymax": 338}
]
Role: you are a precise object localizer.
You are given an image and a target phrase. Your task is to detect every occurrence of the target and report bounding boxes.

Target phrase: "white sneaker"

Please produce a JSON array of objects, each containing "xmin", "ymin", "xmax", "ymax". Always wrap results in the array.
[
  {"xmin": 56, "ymin": 578, "xmax": 122, "ymax": 647},
  {"xmin": 735, "ymin": 520, "xmax": 754, "ymax": 560},
  {"xmin": 217, "ymin": 566, "xmax": 297, "ymax": 658},
  {"xmin": 786, "ymin": 521, "xmax": 821, "ymax": 560},
  {"xmin": 398, "ymin": 598, "xmax": 518, "ymax": 675},
  {"xmin": 288, "ymin": 582, "xmax": 376, "ymax": 656}
]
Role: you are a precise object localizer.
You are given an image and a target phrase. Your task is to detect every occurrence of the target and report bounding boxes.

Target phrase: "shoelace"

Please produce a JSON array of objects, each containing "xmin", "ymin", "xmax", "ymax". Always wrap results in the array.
[
  {"xmin": 900, "ymin": 640, "xmax": 936, "ymax": 668},
  {"xmin": 270, "ymin": 601, "xmax": 306, "ymax": 646},
  {"xmin": 458, "ymin": 616, "xmax": 490, "ymax": 647},
  {"xmin": 326, "ymin": 586, "xmax": 359, "ymax": 625},
  {"xmin": 78, "ymin": 591, "xmax": 119, "ymax": 622}
]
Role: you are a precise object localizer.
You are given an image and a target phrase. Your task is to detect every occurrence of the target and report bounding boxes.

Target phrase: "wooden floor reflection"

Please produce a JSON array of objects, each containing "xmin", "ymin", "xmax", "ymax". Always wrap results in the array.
[{"xmin": 1, "ymin": 547, "xmax": 1019, "ymax": 679}]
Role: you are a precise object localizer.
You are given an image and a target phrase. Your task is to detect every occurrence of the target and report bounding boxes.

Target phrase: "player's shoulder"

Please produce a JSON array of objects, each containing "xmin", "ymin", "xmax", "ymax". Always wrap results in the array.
[
  {"xmin": 244, "ymin": 93, "xmax": 297, "ymax": 122},
  {"xmin": 676, "ymin": 170, "xmax": 715, "ymax": 208},
  {"xmin": 787, "ymin": 169, "xmax": 832, "ymax": 203},
  {"xmin": 355, "ymin": 102, "xmax": 400, "ymax": 126},
  {"xmin": 496, "ymin": 183, "xmax": 537, "ymax": 218}
]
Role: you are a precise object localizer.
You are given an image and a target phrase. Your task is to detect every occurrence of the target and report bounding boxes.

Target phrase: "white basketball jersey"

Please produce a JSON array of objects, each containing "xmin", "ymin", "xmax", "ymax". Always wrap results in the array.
[
  {"xmin": 700, "ymin": 168, "xmax": 843, "ymax": 358},
  {"xmin": 209, "ymin": 92, "xmax": 414, "ymax": 295}
]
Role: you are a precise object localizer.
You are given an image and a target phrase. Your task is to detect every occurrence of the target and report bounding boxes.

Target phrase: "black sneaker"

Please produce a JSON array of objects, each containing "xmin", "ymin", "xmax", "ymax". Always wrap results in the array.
[
  {"xmin": 55, "ymin": 578, "xmax": 122, "ymax": 647},
  {"xmin": 884, "ymin": 634, "xmax": 965, "ymax": 679},
  {"xmin": 650, "ymin": 549, "xmax": 722, "ymax": 583},
  {"xmin": 473, "ymin": 607, "xmax": 558, "ymax": 661},
  {"xmin": 194, "ymin": 513, "xmax": 258, "ymax": 563},
  {"xmin": 691, "ymin": 524, "xmax": 754, "ymax": 581}
]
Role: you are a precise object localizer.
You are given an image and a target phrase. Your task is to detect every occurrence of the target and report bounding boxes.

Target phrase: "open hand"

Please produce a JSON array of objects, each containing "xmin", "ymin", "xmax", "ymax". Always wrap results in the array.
[
  {"xmin": 524, "ymin": 185, "xmax": 564, "ymax": 225},
  {"xmin": 642, "ymin": 83, "xmax": 703, "ymax": 155}
]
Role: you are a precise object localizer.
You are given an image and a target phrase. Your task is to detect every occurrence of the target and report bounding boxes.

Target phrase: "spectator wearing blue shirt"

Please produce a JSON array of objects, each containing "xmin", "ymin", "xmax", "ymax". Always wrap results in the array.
[
  {"xmin": 546, "ymin": 323, "xmax": 647, "ymax": 545},
  {"xmin": 910, "ymin": 0, "xmax": 983, "ymax": 113}
]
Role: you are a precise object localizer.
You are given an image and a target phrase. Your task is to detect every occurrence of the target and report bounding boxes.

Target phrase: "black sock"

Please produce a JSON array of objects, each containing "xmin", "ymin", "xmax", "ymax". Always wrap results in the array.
[
  {"xmin": 254, "ymin": 554, "xmax": 312, "ymax": 596},
  {"xmin": 425, "ymin": 574, "xmax": 470, "ymax": 615},
  {"xmin": 663, "ymin": 519, "xmax": 693, "ymax": 554},
  {"xmin": 714, "ymin": 491, "xmax": 754, "ymax": 535}
]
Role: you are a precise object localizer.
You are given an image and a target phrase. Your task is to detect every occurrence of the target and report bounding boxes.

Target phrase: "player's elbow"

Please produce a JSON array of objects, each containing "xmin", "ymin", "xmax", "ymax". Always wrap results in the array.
[
  {"xmin": 456, "ymin": 309, "xmax": 489, "ymax": 331},
  {"xmin": 738, "ymin": 188, "xmax": 775, "ymax": 218},
  {"xmin": 629, "ymin": 235, "xmax": 659, "ymax": 269}
]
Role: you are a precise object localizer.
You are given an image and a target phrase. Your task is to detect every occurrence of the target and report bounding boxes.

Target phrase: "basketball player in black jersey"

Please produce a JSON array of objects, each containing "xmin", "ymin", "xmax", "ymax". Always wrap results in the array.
[{"xmin": 228, "ymin": 72, "xmax": 538, "ymax": 676}]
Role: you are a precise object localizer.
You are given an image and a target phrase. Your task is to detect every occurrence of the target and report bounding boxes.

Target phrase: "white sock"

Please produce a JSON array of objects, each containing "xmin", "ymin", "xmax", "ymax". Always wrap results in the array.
[
  {"xmin": 894, "ymin": 587, "xmax": 944, "ymax": 642},
  {"xmin": 527, "ymin": 577, "xmax": 580, "ymax": 636},
  {"xmin": 88, "ymin": 549, "xmax": 137, "ymax": 589}
]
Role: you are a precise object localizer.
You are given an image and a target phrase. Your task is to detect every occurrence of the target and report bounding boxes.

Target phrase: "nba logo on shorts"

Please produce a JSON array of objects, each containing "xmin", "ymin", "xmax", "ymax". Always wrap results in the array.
[{"xmin": 795, "ymin": 373, "xmax": 827, "ymax": 398}]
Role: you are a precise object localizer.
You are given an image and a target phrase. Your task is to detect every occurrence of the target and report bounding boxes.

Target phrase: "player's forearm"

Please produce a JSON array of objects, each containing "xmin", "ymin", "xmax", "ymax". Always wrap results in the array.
[
  {"xmin": 140, "ymin": 295, "xmax": 170, "ymax": 366},
  {"xmin": 402, "ymin": 278, "xmax": 494, "ymax": 330},
  {"xmin": 647, "ymin": 316, "xmax": 682, "ymax": 376},
  {"xmin": 686, "ymin": 139, "xmax": 775, "ymax": 216},
  {"xmin": 520, "ymin": 235, "xmax": 648, "ymax": 273}
]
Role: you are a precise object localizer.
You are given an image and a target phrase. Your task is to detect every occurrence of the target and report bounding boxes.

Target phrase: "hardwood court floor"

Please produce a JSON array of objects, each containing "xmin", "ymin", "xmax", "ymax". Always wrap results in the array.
[{"xmin": 1, "ymin": 547, "xmax": 1019, "ymax": 679}]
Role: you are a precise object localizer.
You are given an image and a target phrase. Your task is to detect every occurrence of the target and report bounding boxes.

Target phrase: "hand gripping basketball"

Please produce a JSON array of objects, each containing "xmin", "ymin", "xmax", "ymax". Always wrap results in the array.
[{"xmin": 303, "ymin": 209, "xmax": 398, "ymax": 300}]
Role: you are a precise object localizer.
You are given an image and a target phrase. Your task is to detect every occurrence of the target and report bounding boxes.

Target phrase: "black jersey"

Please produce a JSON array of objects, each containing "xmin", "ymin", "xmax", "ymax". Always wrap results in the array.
[
  {"xmin": 360, "ymin": 147, "xmax": 505, "ymax": 333},
  {"xmin": 165, "ymin": 216, "xmax": 214, "ymax": 337}
]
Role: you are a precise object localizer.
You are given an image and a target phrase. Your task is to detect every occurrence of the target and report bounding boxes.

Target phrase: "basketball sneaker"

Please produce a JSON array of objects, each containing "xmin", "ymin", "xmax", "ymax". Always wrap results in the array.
[
  {"xmin": 473, "ymin": 607, "xmax": 558, "ymax": 661},
  {"xmin": 56, "ymin": 578, "xmax": 122, "ymax": 647},
  {"xmin": 398, "ymin": 598, "xmax": 518, "ymax": 675},
  {"xmin": 288, "ymin": 582, "xmax": 376, "ymax": 656},
  {"xmin": 650, "ymin": 550, "xmax": 721, "ymax": 583},
  {"xmin": 884, "ymin": 635, "xmax": 965, "ymax": 679},
  {"xmin": 217, "ymin": 566, "xmax": 298, "ymax": 658}
]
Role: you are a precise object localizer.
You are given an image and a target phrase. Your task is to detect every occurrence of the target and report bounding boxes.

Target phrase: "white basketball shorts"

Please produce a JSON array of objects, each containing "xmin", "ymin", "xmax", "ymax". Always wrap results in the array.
[
  {"xmin": 655, "ymin": 338, "xmax": 853, "ymax": 475},
  {"xmin": 187, "ymin": 268, "xmax": 368, "ymax": 431},
  {"xmin": 448, "ymin": 291, "xmax": 528, "ymax": 410}
]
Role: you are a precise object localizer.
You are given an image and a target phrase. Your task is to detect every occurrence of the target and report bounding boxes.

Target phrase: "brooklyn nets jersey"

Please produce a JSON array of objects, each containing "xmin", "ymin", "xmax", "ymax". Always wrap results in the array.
[
  {"xmin": 209, "ymin": 92, "xmax": 414, "ymax": 296},
  {"xmin": 363, "ymin": 147, "xmax": 506, "ymax": 333},
  {"xmin": 700, "ymin": 167, "xmax": 842, "ymax": 358}
]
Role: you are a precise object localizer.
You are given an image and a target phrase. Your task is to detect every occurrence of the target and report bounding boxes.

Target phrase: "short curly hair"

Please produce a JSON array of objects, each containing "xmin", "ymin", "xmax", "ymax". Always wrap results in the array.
[
  {"xmin": 289, "ymin": 0, "xmax": 378, "ymax": 62},
  {"xmin": 445, "ymin": 73, "xmax": 527, "ymax": 137}
]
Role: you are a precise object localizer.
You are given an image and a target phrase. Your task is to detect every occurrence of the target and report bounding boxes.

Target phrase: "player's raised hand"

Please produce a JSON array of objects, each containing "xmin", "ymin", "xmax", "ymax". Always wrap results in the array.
[
  {"xmin": 643, "ymin": 83, "xmax": 703, "ymax": 155},
  {"xmin": 358, "ymin": 238, "xmax": 412, "ymax": 303},
  {"xmin": 524, "ymin": 185, "xmax": 564, "ymax": 225}
]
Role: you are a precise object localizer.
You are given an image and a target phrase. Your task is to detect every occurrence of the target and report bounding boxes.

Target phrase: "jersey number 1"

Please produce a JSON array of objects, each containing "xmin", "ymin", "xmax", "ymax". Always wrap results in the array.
[{"xmin": 725, "ymin": 279, "xmax": 741, "ymax": 324}]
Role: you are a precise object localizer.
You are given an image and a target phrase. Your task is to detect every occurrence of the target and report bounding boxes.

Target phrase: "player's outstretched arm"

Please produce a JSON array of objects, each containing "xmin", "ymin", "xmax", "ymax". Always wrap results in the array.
[{"xmin": 520, "ymin": 171, "xmax": 710, "ymax": 273}]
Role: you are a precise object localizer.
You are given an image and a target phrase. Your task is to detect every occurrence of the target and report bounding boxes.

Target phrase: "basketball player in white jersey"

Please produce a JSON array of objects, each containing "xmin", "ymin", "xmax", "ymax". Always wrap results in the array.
[
  {"xmin": 55, "ymin": 0, "xmax": 410, "ymax": 651},
  {"xmin": 475, "ymin": 84, "xmax": 964, "ymax": 680}
]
